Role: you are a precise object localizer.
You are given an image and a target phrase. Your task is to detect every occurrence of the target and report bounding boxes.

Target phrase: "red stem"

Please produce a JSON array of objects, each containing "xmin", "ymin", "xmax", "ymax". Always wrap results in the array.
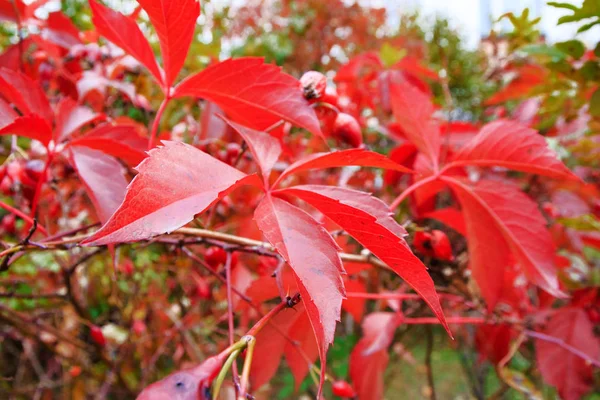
[
  {"xmin": 0, "ymin": 199, "xmax": 47, "ymax": 236},
  {"xmin": 148, "ymin": 95, "xmax": 171, "ymax": 150}
]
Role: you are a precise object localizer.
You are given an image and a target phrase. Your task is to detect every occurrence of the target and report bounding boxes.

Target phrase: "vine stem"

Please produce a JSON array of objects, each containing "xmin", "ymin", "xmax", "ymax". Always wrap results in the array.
[
  {"xmin": 175, "ymin": 227, "xmax": 389, "ymax": 269},
  {"xmin": 238, "ymin": 336, "xmax": 256, "ymax": 400},
  {"xmin": 148, "ymin": 95, "xmax": 171, "ymax": 150},
  {"xmin": 224, "ymin": 251, "xmax": 240, "ymax": 392}
]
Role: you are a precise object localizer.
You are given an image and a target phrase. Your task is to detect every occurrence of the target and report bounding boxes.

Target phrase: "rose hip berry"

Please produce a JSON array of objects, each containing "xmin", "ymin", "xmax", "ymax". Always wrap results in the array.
[
  {"xmin": 300, "ymin": 71, "xmax": 327, "ymax": 100},
  {"xmin": 332, "ymin": 380, "xmax": 356, "ymax": 398},
  {"xmin": 332, "ymin": 113, "xmax": 363, "ymax": 148}
]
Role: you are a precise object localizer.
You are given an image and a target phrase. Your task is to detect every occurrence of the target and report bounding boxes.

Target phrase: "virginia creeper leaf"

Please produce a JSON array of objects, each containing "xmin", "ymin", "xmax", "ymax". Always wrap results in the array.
[
  {"xmin": 274, "ymin": 148, "xmax": 412, "ymax": 187},
  {"xmin": 284, "ymin": 309, "xmax": 319, "ymax": 390},
  {"xmin": 443, "ymin": 177, "xmax": 564, "ymax": 308},
  {"xmin": 54, "ymin": 98, "xmax": 103, "ymax": 142},
  {"xmin": 0, "ymin": 114, "xmax": 52, "ymax": 146},
  {"xmin": 0, "ymin": 98, "xmax": 17, "ymax": 128},
  {"xmin": 89, "ymin": 0, "xmax": 164, "ymax": 86},
  {"xmin": 219, "ymin": 116, "xmax": 282, "ymax": 181},
  {"xmin": 173, "ymin": 57, "xmax": 322, "ymax": 137},
  {"xmin": 82, "ymin": 141, "xmax": 253, "ymax": 246},
  {"xmin": 350, "ymin": 312, "xmax": 401, "ymax": 400},
  {"xmin": 423, "ymin": 207, "xmax": 467, "ymax": 236},
  {"xmin": 536, "ymin": 308, "xmax": 600, "ymax": 400},
  {"xmin": 249, "ymin": 304, "xmax": 307, "ymax": 390},
  {"xmin": 277, "ymin": 185, "xmax": 449, "ymax": 334},
  {"xmin": 254, "ymin": 194, "xmax": 345, "ymax": 397},
  {"xmin": 0, "ymin": 68, "xmax": 53, "ymax": 123},
  {"xmin": 44, "ymin": 11, "xmax": 82, "ymax": 48},
  {"xmin": 137, "ymin": 0, "xmax": 200, "ymax": 88},
  {"xmin": 390, "ymin": 78, "xmax": 441, "ymax": 166},
  {"xmin": 69, "ymin": 146, "xmax": 128, "ymax": 223},
  {"xmin": 68, "ymin": 124, "xmax": 148, "ymax": 166},
  {"xmin": 450, "ymin": 120, "xmax": 578, "ymax": 180}
]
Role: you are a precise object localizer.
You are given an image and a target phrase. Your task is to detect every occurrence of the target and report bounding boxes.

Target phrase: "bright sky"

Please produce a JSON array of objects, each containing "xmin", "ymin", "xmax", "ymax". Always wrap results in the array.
[{"xmin": 376, "ymin": 0, "xmax": 600, "ymax": 48}]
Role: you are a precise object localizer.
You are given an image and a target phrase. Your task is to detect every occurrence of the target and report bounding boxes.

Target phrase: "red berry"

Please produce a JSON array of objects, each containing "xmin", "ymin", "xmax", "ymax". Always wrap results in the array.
[
  {"xmin": 413, "ymin": 231, "xmax": 434, "ymax": 256},
  {"xmin": 332, "ymin": 113, "xmax": 362, "ymax": 148},
  {"xmin": 225, "ymin": 143, "xmax": 242, "ymax": 164},
  {"xmin": 332, "ymin": 380, "xmax": 356, "ymax": 398},
  {"xmin": 542, "ymin": 202, "xmax": 559, "ymax": 218},
  {"xmin": 194, "ymin": 277, "xmax": 211, "ymax": 300},
  {"xmin": 132, "ymin": 319, "xmax": 147, "ymax": 335},
  {"xmin": 69, "ymin": 365, "xmax": 82, "ymax": 378},
  {"xmin": 6, "ymin": 161, "xmax": 24, "ymax": 182},
  {"xmin": 0, "ymin": 176, "xmax": 12, "ymax": 195},
  {"xmin": 89, "ymin": 325, "xmax": 106, "ymax": 347},
  {"xmin": 300, "ymin": 71, "xmax": 327, "ymax": 100},
  {"xmin": 2, "ymin": 214, "xmax": 16, "ymax": 234},
  {"xmin": 205, "ymin": 246, "xmax": 227, "ymax": 268},
  {"xmin": 431, "ymin": 230, "xmax": 453, "ymax": 261},
  {"xmin": 119, "ymin": 260, "xmax": 134, "ymax": 276},
  {"xmin": 414, "ymin": 230, "xmax": 453, "ymax": 261}
]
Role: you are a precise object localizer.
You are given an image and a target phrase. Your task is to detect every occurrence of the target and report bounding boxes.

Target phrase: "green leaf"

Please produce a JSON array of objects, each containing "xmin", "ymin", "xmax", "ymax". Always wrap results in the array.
[
  {"xmin": 558, "ymin": 214, "xmax": 600, "ymax": 232},
  {"xmin": 555, "ymin": 40, "xmax": 585, "ymax": 59},
  {"xmin": 380, "ymin": 43, "xmax": 406, "ymax": 68},
  {"xmin": 547, "ymin": 2, "xmax": 578, "ymax": 12},
  {"xmin": 521, "ymin": 44, "xmax": 566, "ymax": 61}
]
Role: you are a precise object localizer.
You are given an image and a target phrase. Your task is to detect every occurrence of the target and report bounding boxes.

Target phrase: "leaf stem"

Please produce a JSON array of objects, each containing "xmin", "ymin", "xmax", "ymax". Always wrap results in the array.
[
  {"xmin": 238, "ymin": 335, "xmax": 256, "ymax": 400},
  {"xmin": 148, "ymin": 95, "xmax": 171, "ymax": 149},
  {"xmin": 212, "ymin": 348, "xmax": 241, "ymax": 400}
]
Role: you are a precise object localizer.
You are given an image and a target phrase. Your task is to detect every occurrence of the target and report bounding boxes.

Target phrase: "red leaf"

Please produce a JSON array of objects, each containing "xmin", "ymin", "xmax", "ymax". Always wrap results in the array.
[
  {"xmin": 0, "ymin": 68, "xmax": 53, "ymax": 123},
  {"xmin": 443, "ymin": 177, "xmax": 564, "ymax": 308},
  {"xmin": 485, "ymin": 65, "xmax": 546, "ymax": 106},
  {"xmin": 44, "ymin": 11, "xmax": 82, "ymax": 48},
  {"xmin": 249, "ymin": 303, "xmax": 306, "ymax": 390},
  {"xmin": 69, "ymin": 146, "xmax": 128, "ymax": 223},
  {"xmin": 536, "ymin": 308, "xmax": 600, "ymax": 400},
  {"xmin": 274, "ymin": 148, "xmax": 412, "ymax": 187},
  {"xmin": 475, "ymin": 324, "xmax": 512, "ymax": 364},
  {"xmin": 82, "ymin": 141, "xmax": 254, "ymax": 246},
  {"xmin": 254, "ymin": 194, "xmax": 345, "ymax": 397},
  {"xmin": 450, "ymin": 120, "xmax": 578, "ymax": 180},
  {"xmin": 423, "ymin": 207, "xmax": 466, "ymax": 236},
  {"xmin": 350, "ymin": 312, "xmax": 401, "ymax": 400},
  {"xmin": 54, "ymin": 98, "xmax": 103, "ymax": 142},
  {"xmin": 174, "ymin": 57, "xmax": 322, "ymax": 137},
  {"xmin": 0, "ymin": 98, "xmax": 18, "ymax": 128},
  {"xmin": 342, "ymin": 278, "xmax": 366, "ymax": 322},
  {"xmin": 390, "ymin": 78, "xmax": 441, "ymax": 166},
  {"xmin": 277, "ymin": 185, "xmax": 449, "ymax": 334},
  {"xmin": 0, "ymin": 114, "xmax": 52, "ymax": 146},
  {"xmin": 89, "ymin": 0, "xmax": 163, "ymax": 87},
  {"xmin": 137, "ymin": 0, "xmax": 200, "ymax": 88},
  {"xmin": 68, "ymin": 124, "xmax": 148, "ymax": 166},
  {"xmin": 284, "ymin": 309, "xmax": 319, "ymax": 390},
  {"xmin": 219, "ymin": 116, "xmax": 282, "ymax": 182},
  {"xmin": 0, "ymin": 0, "xmax": 25, "ymax": 23}
]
